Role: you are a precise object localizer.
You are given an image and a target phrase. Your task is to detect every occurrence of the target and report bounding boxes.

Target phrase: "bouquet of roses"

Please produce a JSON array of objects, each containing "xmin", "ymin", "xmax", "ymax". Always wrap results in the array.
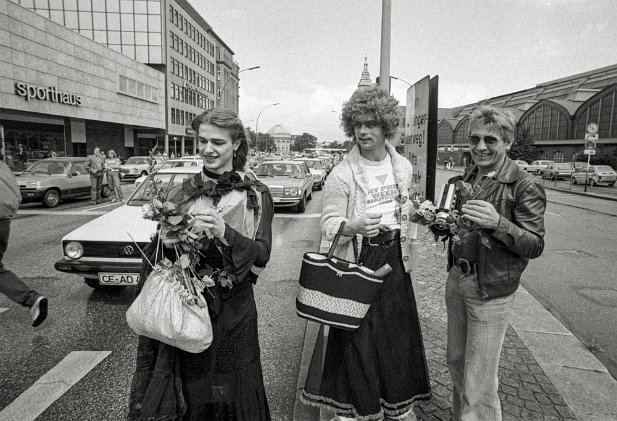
[
  {"xmin": 139, "ymin": 178, "xmax": 217, "ymax": 305},
  {"xmin": 408, "ymin": 170, "xmax": 497, "ymax": 248}
]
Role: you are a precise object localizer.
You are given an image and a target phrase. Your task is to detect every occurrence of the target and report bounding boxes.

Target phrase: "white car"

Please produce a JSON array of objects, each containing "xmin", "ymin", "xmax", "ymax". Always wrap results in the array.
[
  {"xmin": 294, "ymin": 158, "xmax": 327, "ymax": 190},
  {"xmin": 54, "ymin": 167, "xmax": 201, "ymax": 288},
  {"xmin": 134, "ymin": 158, "xmax": 202, "ymax": 188},
  {"xmin": 527, "ymin": 160, "xmax": 555, "ymax": 175},
  {"xmin": 514, "ymin": 160, "xmax": 530, "ymax": 171}
]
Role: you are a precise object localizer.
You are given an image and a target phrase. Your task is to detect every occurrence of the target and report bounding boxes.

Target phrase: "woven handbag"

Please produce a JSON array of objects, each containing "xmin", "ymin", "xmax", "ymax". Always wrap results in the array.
[{"xmin": 296, "ymin": 222, "xmax": 384, "ymax": 331}]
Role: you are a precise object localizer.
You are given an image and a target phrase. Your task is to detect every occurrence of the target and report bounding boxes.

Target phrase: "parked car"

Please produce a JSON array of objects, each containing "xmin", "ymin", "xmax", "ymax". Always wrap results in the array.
[
  {"xmin": 514, "ymin": 160, "xmax": 530, "ymax": 171},
  {"xmin": 254, "ymin": 161, "xmax": 313, "ymax": 212},
  {"xmin": 570, "ymin": 165, "xmax": 616, "ymax": 186},
  {"xmin": 294, "ymin": 158, "xmax": 327, "ymax": 190},
  {"xmin": 527, "ymin": 160, "xmax": 555, "ymax": 175},
  {"xmin": 118, "ymin": 155, "xmax": 165, "ymax": 181},
  {"xmin": 15, "ymin": 157, "xmax": 110, "ymax": 207},
  {"xmin": 542, "ymin": 162, "xmax": 575, "ymax": 180},
  {"xmin": 134, "ymin": 158, "xmax": 202, "ymax": 188},
  {"xmin": 54, "ymin": 167, "xmax": 202, "ymax": 288},
  {"xmin": 569, "ymin": 162, "xmax": 589, "ymax": 171}
]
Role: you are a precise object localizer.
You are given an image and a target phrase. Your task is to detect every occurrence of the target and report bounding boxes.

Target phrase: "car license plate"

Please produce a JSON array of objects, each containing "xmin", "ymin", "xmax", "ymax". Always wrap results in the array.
[
  {"xmin": 98, "ymin": 273, "xmax": 140, "ymax": 285},
  {"xmin": 273, "ymin": 197, "xmax": 281, "ymax": 203}
]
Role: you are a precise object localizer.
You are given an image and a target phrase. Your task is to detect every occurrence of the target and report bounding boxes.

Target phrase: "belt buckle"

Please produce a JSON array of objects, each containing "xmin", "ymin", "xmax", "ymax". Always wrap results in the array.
[
  {"xmin": 367, "ymin": 236, "xmax": 381, "ymax": 247},
  {"xmin": 457, "ymin": 258, "xmax": 472, "ymax": 275}
]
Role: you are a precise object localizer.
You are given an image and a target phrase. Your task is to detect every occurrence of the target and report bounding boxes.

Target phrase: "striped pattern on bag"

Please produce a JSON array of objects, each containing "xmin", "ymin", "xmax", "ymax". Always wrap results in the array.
[{"xmin": 296, "ymin": 252, "xmax": 383, "ymax": 330}]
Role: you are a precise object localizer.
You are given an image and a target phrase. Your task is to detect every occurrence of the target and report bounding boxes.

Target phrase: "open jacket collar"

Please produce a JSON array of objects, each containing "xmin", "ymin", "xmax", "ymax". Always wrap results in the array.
[
  {"xmin": 463, "ymin": 157, "xmax": 520, "ymax": 195},
  {"xmin": 346, "ymin": 141, "xmax": 409, "ymax": 193}
]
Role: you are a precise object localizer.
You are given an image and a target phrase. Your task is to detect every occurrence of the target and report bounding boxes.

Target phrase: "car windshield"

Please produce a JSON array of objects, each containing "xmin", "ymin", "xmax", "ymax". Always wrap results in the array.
[
  {"xmin": 297, "ymin": 160, "xmax": 322, "ymax": 169},
  {"xmin": 255, "ymin": 163, "xmax": 303, "ymax": 177},
  {"xmin": 595, "ymin": 166, "xmax": 613, "ymax": 172},
  {"xmin": 555, "ymin": 164, "xmax": 573, "ymax": 169},
  {"xmin": 160, "ymin": 160, "xmax": 199, "ymax": 169},
  {"xmin": 24, "ymin": 160, "xmax": 70, "ymax": 175},
  {"xmin": 127, "ymin": 173, "xmax": 195, "ymax": 206},
  {"xmin": 125, "ymin": 157, "xmax": 149, "ymax": 165}
]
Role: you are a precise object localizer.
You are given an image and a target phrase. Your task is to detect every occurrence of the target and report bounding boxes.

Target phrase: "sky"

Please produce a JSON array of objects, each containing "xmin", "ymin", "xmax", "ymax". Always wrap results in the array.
[{"xmin": 192, "ymin": 0, "xmax": 617, "ymax": 143}]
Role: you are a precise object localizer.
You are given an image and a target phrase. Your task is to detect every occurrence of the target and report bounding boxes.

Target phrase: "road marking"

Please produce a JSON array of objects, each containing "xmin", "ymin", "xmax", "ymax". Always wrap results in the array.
[
  {"xmin": 0, "ymin": 351, "xmax": 111, "ymax": 421},
  {"xmin": 17, "ymin": 210, "xmax": 106, "ymax": 216},
  {"xmin": 274, "ymin": 213, "xmax": 321, "ymax": 219},
  {"xmin": 0, "ymin": 308, "xmax": 8, "ymax": 314},
  {"xmin": 545, "ymin": 211, "xmax": 561, "ymax": 216}
]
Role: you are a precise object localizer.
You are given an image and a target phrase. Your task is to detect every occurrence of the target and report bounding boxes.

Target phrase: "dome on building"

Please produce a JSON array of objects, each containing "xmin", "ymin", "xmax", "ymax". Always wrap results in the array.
[{"xmin": 267, "ymin": 124, "xmax": 292, "ymax": 135}]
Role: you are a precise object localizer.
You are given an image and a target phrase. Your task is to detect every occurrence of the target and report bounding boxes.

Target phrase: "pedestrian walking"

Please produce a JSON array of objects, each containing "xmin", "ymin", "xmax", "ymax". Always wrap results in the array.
[
  {"xmin": 104, "ymin": 149, "xmax": 124, "ymax": 202},
  {"xmin": 444, "ymin": 105, "xmax": 546, "ymax": 420},
  {"xmin": 128, "ymin": 108, "xmax": 274, "ymax": 421},
  {"xmin": 84, "ymin": 146, "xmax": 105, "ymax": 204},
  {"xmin": 16, "ymin": 145, "xmax": 28, "ymax": 170},
  {"xmin": 0, "ymin": 160, "xmax": 48, "ymax": 327},
  {"xmin": 302, "ymin": 86, "xmax": 430, "ymax": 421}
]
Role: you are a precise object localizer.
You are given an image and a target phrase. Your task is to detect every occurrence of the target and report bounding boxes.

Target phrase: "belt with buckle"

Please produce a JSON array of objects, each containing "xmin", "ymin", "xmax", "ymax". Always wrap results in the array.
[
  {"xmin": 362, "ymin": 229, "xmax": 400, "ymax": 246},
  {"xmin": 454, "ymin": 258, "xmax": 477, "ymax": 275}
]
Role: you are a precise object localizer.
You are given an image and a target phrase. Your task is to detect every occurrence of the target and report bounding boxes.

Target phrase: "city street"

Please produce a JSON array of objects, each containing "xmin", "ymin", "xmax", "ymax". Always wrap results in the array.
[
  {"xmin": 1, "ymin": 171, "xmax": 616, "ymax": 420},
  {"xmin": 0, "ymin": 182, "xmax": 323, "ymax": 421}
]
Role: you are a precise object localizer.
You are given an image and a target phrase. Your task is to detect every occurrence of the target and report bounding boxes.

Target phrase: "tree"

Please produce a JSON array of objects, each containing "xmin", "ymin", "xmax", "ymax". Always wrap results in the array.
[
  {"xmin": 292, "ymin": 132, "xmax": 318, "ymax": 152},
  {"xmin": 574, "ymin": 145, "xmax": 617, "ymax": 168},
  {"xmin": 508, "ymin": 126, "xmax": 538, "ymax": 163},
  {"xmin": 246, "ymin": 127, "xmax": 276, "ymax": 154}
]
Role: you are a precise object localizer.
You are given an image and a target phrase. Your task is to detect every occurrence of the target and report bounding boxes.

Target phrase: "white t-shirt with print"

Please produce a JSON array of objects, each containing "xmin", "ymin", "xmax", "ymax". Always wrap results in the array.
[{"xmin": 360, "ymin": 155, "xmax": 401, "ymax": 230}]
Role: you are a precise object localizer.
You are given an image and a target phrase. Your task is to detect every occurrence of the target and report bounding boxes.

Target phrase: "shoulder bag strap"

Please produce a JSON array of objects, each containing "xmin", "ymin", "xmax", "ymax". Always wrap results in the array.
[{"xmin": 327, "ymin": 221, "xmax": 359, "ymax": 263}]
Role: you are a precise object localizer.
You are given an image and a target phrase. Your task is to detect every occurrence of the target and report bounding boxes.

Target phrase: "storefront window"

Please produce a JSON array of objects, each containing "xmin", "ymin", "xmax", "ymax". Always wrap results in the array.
[{"xmin": 1, "ymin": 120, "xmax": 66, "ymax": 170}]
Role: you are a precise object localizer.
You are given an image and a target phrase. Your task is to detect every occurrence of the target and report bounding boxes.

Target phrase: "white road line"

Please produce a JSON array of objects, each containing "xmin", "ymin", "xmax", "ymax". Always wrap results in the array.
[
  {"xmin": 545, "ymin": 211, "xmax": 561, "ymax": 216},
  {"xmin": 0, "ymin": 308, "xmax": 8, "ymax": 314},
  {"xmin": 0, "ymin": 351, "xmax": 111, "ymax": 421},
  {"xmin": 274, "ymin": 213, "xmax": 321, "ymax": 219},
  {"xmin": 17, "ymin": 210, "xmax": 106, "ymax": 216}
]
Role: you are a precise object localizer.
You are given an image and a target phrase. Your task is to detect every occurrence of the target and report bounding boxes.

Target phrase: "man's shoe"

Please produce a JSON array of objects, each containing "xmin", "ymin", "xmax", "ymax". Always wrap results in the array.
[
  {"xmin": 31, "ymin": 296, "xmax": 48, "ymax": 327},
  {"xmin": 111, "ymin": 199, "xmax": 117, "ymax": 203},
  {"xmin": 91, "ymin": 201, "xmax": 97, "ymax": 205}
]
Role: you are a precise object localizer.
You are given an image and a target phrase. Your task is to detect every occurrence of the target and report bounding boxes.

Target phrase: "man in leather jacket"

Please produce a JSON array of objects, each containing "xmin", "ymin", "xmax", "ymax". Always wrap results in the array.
[{"xmin": 444, "ymin": 105, "xmax": 546, "ymax": 421}]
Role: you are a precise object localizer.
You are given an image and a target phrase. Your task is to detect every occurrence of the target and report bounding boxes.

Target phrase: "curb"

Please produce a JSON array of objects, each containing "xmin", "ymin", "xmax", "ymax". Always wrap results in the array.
[{"xmin": 293, "ymin": 234, "xmax": 617, "ymax": 421}]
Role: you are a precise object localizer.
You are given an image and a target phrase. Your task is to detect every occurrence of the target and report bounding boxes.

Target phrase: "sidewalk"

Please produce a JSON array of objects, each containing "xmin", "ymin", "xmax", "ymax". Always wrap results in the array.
[{"xmin": 294, "ymin": 233, "xmax": 617, "ymax": 421}]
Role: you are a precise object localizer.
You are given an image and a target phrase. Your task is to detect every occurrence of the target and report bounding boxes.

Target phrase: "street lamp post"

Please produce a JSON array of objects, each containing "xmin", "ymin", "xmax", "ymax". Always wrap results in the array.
[
  {"xmin": 219, "ymin": 66, "xmax": 260, "ymax": 108},
  {"xmin": 255, "ymin": 103, "xmax": 280, "ymax": 154},
  {"xmin": 390, "ymin": 75, "xmax": 413, "ymax": 88}
]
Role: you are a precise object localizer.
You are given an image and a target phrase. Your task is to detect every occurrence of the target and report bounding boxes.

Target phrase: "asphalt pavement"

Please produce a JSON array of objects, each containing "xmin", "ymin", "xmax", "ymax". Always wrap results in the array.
[{"xmin": 293, "ymin": 167, "xmax": 617, "ymax": 421}]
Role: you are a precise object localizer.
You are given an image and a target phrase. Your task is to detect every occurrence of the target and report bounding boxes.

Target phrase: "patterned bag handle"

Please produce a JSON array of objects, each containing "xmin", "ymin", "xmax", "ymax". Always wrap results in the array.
[{"xmin": 327, "ymin": 222, "xmax": 359, "ymax": 263}]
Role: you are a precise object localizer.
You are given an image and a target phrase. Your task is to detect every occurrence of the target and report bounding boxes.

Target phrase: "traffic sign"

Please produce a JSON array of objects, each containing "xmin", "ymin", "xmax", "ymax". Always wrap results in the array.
[
  {"xmin": 586, "ymin": 122, "xmax": 599, "ymax": 134},
  {"xmin": 584, "ymin": 149, "xmax": 596, "ymax": 155},
  {"xmin": 584, "ymin": 137, "xmax": 597, "ymax": 149}
]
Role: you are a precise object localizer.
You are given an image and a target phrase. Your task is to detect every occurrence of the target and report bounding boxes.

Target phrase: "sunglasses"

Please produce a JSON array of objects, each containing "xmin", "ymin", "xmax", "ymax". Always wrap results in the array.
[{"xmin": 468, "ymin": 135, "xmax": 500, "ymax": 146}]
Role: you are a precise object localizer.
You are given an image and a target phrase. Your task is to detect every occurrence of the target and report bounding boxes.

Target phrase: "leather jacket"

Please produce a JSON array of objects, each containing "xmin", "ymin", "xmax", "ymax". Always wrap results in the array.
[{"xmin": 447, "ymin": 157, "xmax": 546, "ymax": 298}]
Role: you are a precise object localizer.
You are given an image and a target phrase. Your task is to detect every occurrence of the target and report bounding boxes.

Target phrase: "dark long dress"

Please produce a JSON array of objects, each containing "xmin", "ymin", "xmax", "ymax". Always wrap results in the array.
[
  {"xmin": 127, "ymin": 175, "xmax": 274, "ymax": 421},
  {"xmin": 302, "ymin": 238, "xmax": 431, "ymax": 420}
]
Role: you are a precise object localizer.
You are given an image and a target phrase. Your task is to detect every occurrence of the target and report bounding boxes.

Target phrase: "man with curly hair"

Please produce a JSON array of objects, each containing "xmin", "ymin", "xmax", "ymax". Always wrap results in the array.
[
  {"xmin": 302, "ymin": 86, "xmax": 431, "ymax": 421},
  {"xmin": 445, "ymin": 105, "xmax": 546, "ymax": 420}
]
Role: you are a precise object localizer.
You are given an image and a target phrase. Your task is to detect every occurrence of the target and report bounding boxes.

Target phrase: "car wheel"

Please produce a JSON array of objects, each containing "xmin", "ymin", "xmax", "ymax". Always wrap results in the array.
[
  {"xmin": 84, "ymin": 278, "xmax": 123, "ymax": 290},
  {"xmin": 307, "ymin": 190, "xmax": 313, "ymax": 201},
  {"xmin": 609, "ymin": 182, "xmax": 615, "ymax": 187},
  {"xmin": 42, "ymin": 189, "xmax": 61, "ymax": 208},
  {"xmin": 590, "ymin": 179, "xmax": 596, "ymax": 187},
  {"xmin": 297, "ymin": 194, "xmax": 306, "ymax": 213},
  {"xmin": 141, "ymin": 170, "xmax": 148, "ymax": 176},
  {"xmin": 101, "ymin": 185, "xmax": 111, "ymax": 198},
  {"xmin": 317, "ymin": 181, "xmax": 323, "ymax": 191},
  {"xmin": 572, "ymin": 178, "xmax": 577, "ymax": 185},
  {"xmin": 550, "ymin": 175, "xmax": 555, "ymax": 181}
]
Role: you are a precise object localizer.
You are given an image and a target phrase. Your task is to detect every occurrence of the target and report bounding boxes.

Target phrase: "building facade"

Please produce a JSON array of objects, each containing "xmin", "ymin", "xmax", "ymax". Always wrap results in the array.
[
  {"xmin": 1, "ymin": 0, "xmax": 165, "ymax": 169},
  {"xmin": 268, "ymin": 124, "xmax": 292, "ymax": 155},
  {"xmin": 7, "ymin": 0, "xmax": 239, "ymax": 157},
  {"xmin": 436, "ymin": 64, "xmax": 617, "ymax": 164}
]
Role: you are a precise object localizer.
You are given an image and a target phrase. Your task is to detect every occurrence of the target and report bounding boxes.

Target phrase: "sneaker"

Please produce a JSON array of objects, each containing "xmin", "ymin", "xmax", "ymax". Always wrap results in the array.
[
  {"xmin": 91, "ymin": 201, "xmax": 97, "ymax": 205},
  {"xmin": 31, "ymin": 296, "xmax": 48, "ymax": 327},
  {"xmin": 111, "ymin": 199, "xmax": 117, "ymax": 203}
]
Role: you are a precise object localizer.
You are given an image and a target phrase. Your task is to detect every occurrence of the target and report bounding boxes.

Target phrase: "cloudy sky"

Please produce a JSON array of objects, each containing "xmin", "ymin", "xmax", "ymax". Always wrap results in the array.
[{"xmin": 193, "ymin": 0, "xmax": 617, "ymax": 142}]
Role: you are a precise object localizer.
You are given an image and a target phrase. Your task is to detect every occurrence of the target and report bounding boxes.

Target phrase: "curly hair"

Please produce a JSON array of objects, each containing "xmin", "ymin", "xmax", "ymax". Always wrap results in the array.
[
  {"xmin": 191, "ymin": 108, "xmax": 249, "ymax": 171},
  {"xmin": 340, "ymin": 86, "xmax": 401, "ymax": 139},
  {"xmin": 468, "ymin": 105, "xmax": 516, "ymax": 144}
]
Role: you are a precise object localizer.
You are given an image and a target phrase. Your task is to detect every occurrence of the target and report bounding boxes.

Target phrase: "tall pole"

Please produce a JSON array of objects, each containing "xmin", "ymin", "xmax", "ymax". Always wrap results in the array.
[
  {"xmin": 255, "ymin": 103, "xmax": 279, "ymax": 154},
  {"xmin": 0, "ymin": 125, "xmax": 5, "ymax": 163},
  {"xmin": 379, "ymin": 0, "xmax": 392, "ymax": 93}
]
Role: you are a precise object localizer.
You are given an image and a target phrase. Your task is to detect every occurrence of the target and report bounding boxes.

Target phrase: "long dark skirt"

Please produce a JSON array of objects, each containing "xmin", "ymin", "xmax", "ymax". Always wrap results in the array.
[{"xmin": 301, "ymin": 240, "xmax": 431, "ymax": 420}]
